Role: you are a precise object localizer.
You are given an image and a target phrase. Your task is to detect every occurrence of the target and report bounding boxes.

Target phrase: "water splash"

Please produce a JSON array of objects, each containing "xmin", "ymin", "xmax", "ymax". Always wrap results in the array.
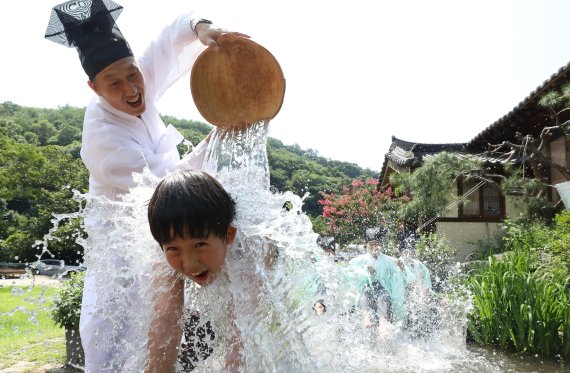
[
  {"xmin": 135, "ymin": 122, "xmax": 496, "ymax": 372},
  {"xmin": 1, "ymin": 121, "xmax": 525, "ymax": 372}
]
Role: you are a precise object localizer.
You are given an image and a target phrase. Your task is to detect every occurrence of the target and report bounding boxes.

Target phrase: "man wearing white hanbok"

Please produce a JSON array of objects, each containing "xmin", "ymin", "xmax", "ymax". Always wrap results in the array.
[{"xmin": 45, "ymin": 1, "xmax": 247, "ymax": 370}]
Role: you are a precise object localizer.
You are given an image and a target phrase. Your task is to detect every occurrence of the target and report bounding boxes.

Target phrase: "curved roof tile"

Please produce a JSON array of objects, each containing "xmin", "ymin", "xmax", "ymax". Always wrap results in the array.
[{"xmin": 468, "ymin": 62, "xmax": 570, "ymax": 146}]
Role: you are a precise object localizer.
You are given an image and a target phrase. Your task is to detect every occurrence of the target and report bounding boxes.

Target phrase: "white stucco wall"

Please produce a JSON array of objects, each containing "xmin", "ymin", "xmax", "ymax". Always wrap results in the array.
[
  {"xmin": 434, "ymin": 192, "xmax": 526, "ymax": 262},
  {"xmin": 550, "ymin": 136, "xmax": 569, "ymax": 204},
  {"xmin": 436, "ymin": 221, "xmax": 503, "ymax": 262}
]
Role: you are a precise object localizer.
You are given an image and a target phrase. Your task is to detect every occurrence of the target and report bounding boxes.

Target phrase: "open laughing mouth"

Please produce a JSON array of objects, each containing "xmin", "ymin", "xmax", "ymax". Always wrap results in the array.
[
  {"xmin": 190, "ymin": 270, "xmax": 209, "ymax": 284},
  {"xmin": 127, "ymin": 93, "xmax": 142, "ymax": 108}
]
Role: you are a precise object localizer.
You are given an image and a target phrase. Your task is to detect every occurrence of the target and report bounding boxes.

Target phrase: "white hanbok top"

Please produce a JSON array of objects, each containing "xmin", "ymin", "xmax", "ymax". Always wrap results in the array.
[{"xmin": 80, "ymin": 12, "xmax": 208, "ymax": 201}]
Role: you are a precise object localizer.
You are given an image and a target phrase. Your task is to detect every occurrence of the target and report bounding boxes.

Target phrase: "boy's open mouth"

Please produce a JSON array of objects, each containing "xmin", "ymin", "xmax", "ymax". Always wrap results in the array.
[{"xmin": 190, "ymin": 270, "xmax": 209, "ymax": 283}]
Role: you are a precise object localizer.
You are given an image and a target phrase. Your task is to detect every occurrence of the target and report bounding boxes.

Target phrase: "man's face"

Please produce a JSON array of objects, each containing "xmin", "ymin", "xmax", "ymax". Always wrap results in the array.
[
  {"xmin": 161, "ymin": 226, "xmax": 237, "ymax": 286},
  {"xmin": 88, "ymin": 57, "xmax": 146, "ymax": 116}
]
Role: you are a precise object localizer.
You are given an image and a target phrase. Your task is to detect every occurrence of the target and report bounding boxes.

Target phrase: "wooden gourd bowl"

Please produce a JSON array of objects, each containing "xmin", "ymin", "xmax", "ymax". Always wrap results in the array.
[{"xmin": 191, "ymin": 34, "xmax": 286, "ymax": 130}]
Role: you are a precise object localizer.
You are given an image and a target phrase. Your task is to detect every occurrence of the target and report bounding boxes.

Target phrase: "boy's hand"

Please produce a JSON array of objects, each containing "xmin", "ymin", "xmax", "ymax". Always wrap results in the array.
[
  {"xmin": 397, "ymin": 259, "xmax": 405, "ymax": 271},
  {"xmin": 264, "ymin": 238, "xmax": 280, "ymax": 268}
]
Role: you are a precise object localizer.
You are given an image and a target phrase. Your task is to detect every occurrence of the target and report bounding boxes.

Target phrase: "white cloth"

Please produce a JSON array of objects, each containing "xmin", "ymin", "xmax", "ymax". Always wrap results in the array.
[{"xmin": 79, "ymin": 11, "xmax": 208, "ymax": 372}]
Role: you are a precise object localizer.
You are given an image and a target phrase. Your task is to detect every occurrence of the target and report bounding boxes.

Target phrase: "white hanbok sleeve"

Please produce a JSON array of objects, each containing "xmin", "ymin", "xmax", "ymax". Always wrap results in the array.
[
  {"xmin": 82, "ymin": 121, "xmax": 181, "ymax": 194},
  {"xmin": 176, "ymin": 139, "xmax": 209, "ymax": 170},
  {"xmin": 138, "ymin": 12, "xmax": 207, "ymax": 103}
]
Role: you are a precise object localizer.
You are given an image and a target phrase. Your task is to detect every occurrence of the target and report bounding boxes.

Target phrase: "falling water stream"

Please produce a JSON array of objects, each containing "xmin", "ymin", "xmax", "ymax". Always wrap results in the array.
[{"xmin": 1, "ymin": 122, "xmax": 567, "ymax": 372}]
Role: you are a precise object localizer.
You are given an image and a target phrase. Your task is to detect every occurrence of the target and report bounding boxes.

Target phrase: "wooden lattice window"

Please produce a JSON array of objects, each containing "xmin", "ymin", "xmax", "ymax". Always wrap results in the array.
[{"xmin": 458, "ymin": 179, "xmax": 504, "ymax": 221}]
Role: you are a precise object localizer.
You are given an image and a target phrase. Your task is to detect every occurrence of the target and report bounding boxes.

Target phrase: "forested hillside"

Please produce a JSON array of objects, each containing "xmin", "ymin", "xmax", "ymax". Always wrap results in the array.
[{"xmin": 0, "ymin": 101, "xmax": 377, "ymax": 262}]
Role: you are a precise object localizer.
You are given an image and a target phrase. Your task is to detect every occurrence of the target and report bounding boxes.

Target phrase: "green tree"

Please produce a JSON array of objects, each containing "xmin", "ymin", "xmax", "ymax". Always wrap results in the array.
[
  {"xmin": 0, "ymin": 134, "xmax": 88, "ymax": 262},
  {"xmin": 0, "ymin": 119, "xmax": 25, "ymax": 142},
  {"xmin": 0, "ymin": 102, "xmax": 377, "ymax": 261},
  {"xmin": 32, "ymin": 119, "xmax": 57, "ymax": 146},
  {"xmin": 23, "ymin": 131, "xmax": 39, "ymax": 145},
  {"xmin": 49, "ymin": 122, "xmax": 82, "ymax": 146}
]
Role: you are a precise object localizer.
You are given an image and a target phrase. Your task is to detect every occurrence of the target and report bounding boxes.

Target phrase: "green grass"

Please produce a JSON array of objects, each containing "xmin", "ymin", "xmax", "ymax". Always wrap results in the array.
[{"xmin": 0, "ymin": 285, "xmax": 66, "ymax": 370}]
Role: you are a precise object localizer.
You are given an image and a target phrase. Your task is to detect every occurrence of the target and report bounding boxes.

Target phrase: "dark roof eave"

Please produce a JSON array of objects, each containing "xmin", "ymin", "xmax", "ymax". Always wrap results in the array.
[
  {"xmin": 468, "ymin": 62, "xmax": 570, "ymax": 147},
  {"xmin": 391, "ymin": 136, "xmax": 467, "ymax": 153}
]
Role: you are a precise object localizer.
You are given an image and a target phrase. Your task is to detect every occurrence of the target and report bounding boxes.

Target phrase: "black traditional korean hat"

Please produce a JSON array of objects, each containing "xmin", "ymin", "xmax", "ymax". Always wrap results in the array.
[{"xmin": 45, "ymin": 0, "xmax": 133, "ymax": 80}]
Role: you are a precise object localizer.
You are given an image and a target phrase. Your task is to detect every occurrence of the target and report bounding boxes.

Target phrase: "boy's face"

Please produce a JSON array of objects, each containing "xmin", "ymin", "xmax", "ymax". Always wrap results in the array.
[
  {"xmin": 366, "ymin": 240, "xmax": 381, "ymax": 258},
  {"xmin": 88, "ymin": 56, "xmax": 146, "ymax": 117},
  {"xmin": 313, "ymin": 302, "xmax": 325, "ymax": 315},
  {"xmin": 161, "ymin": 226, "xmax": 237, "ymax": 286}
]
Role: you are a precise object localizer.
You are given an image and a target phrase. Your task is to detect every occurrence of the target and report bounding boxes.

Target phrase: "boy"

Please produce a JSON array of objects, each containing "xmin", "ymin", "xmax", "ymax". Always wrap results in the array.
[
  {"xmin": 347, "ymin": 227, "xmax": 407, "ymax": 325},
  {"xmin": 45, "ymin": 1, "xmax": 247, "ymax": 370},
  {"xmin": 148, "ymin": 170, "xmax": 237, "ymax": 285},
  {"xmin": 147, "ymin": 169, "xmax": 241, "ymax": 371}
]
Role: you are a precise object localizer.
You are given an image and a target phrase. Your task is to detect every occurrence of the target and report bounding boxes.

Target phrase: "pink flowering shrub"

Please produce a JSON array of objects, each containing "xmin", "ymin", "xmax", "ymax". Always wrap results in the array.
[{"xmin": 318, "ymin": 178, "xmax": 396, "ymax": 246}]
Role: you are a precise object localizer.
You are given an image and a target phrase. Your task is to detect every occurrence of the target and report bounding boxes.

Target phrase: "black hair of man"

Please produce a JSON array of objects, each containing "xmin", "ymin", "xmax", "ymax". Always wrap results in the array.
[{"xmin": 148, "ymin": 170, "xmax": 236, "ymax": 245}]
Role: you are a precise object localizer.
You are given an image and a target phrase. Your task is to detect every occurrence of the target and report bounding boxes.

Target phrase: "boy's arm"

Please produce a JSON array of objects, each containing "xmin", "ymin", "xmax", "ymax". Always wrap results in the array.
[
  {"xmin": 421, "ymin": 262, "xmax": 433, "ymax": 291},
  {"xmin": 146, "ymin": 271, "xmax": 185, "ymax": 373},
  {"xmin": 388, "ymin": 269, "xmax": 407, "ymax": 323},
  {"xmin": 361, "ymin": 308, "xmax": 376, "ymax": 329},
  {"xmin": 225, "ymin": 300, "xmax": 245, "ymax": 372}
]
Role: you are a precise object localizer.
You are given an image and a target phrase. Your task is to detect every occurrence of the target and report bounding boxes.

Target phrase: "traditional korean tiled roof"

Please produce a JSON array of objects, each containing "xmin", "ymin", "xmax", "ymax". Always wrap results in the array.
[
  {"xmin": 422, "ymin": 150, "xmax": 519, "ymax": 165},
  {"xmin": 468, "ymin": 62, "xmax": 570, "ymax": 147},
  {"xmin": 381, "ymin": 61, "xmax": 570, "ymax": 178},
  {"xmin": 380, "ymin": 136, "xmax": 522, "ymax": 184},
  {"xmin": 387, "ymin": 137, "xmax": 467, "ymax": 166}
]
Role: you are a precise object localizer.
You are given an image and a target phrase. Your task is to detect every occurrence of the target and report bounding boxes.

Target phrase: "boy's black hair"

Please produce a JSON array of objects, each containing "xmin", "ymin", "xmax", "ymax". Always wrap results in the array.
[
  {"xmin": 148, "ymin": 170, "xmax": 236, "ymax": 245},
  {"xmin": 317, "ymin": 235, "xmax": 336, "ymax": 252},
  {"xmin": 364, "ymin": 227, "xmax": 385, "ymax": 243}
]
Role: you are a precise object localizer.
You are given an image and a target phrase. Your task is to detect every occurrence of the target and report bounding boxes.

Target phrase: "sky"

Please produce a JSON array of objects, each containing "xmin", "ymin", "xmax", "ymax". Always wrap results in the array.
[{"xmin": 2, "ymin": 1, "xmax": 570, "ymax": 172}]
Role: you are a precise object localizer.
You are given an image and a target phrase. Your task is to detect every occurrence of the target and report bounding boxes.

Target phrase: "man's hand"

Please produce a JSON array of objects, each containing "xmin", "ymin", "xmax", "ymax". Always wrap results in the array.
[{"xmin": 196, "ymin": 24, "xmax": 250, "ymax": 51}]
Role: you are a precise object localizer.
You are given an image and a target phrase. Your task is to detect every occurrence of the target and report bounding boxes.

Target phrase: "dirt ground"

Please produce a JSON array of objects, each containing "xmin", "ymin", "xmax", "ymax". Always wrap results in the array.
[{"xmin": 1, "ymin": 361, "xmax": 82, "ymax": 373}]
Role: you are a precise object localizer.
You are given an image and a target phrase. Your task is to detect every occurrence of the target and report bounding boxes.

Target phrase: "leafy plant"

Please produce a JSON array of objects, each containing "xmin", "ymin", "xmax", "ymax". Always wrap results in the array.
[
  {"xmin": 414, "ymin": 232, "xmax": 457, "ymax": 291},
  {"xmin": 500, "ymin": 169, "xmax": 554, "ymax": 220},
  {"xmin": 466, "ymin": 212, "xmax": 570, "ymax": 358},
  {"xmin": 51, "ymin": 271, "xmax": 85, "ymax": 329},
  {"xmin": 501, "ymin": 211, "xmax": 570, "ymax": 282}
]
